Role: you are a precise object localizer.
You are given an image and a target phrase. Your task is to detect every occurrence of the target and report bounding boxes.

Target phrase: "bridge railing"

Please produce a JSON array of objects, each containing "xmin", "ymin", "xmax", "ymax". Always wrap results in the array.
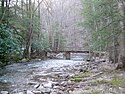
[{"xmin": 50, "ymin": 47, "xmax": 89, "ymax": 52}]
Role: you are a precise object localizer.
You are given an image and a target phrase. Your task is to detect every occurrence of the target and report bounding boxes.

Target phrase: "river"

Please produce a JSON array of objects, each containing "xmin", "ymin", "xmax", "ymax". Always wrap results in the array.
[{"xmin": 0, "ymin": 58, "xmax": 86, "ymax": 93}]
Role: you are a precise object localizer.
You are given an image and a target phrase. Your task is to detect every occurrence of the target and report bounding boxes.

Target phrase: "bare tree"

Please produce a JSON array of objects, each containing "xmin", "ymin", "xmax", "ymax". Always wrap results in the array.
[{"xmin": 39, "ymin": 0, "xmax": 85, "ymax": 51}]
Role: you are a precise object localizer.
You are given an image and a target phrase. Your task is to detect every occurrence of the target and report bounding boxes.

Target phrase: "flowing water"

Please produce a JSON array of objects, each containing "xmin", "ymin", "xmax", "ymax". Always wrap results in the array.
[{"xmin": 0, "ymin": 58, "xmax": 85, "ymax": 93}]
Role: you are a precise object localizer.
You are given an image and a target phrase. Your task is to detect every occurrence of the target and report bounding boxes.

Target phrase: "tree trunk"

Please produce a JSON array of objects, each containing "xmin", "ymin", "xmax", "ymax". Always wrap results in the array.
[
  {"xmin": 1, "ymin": 0, "xmax": 4, "ymax": 14},
  {"xmin": 1, "ymin": 0, "xmax": 5, "ymax": 23},
  {"xmin": 117, "ymin": 1, "xmax": 125, "ymax": 69},
  {"xmin": 24, "ymin": 0, "xmax": 33, "ymax": 59}
]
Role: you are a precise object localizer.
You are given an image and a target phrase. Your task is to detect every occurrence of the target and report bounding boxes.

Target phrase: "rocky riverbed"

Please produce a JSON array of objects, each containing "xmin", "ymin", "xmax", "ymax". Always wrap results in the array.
[{"xmin": 0, "ymin": 59, "xmax": 125, "ymax": 94}]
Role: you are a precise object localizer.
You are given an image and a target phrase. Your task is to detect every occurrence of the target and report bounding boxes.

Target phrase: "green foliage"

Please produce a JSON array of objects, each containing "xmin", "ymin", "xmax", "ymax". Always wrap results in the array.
[
  {"xmin": 0, "ymin": 24, "xmax": 22, "ymax": 64},
  {"xmin": 81, "ymin": 0, "xmax": 120, "ymax": 51},
  {"xmin": 0, "ymin": 0, "xmax": 66, "ymax": 62},
  {"xmin": 32, "ymin": 32, "xmax": 51, "ymax": 52},
  {"xmin": 1, "ymin": 0, "xmax": 53, "ymax": 60},
  {"xmin": 110, "ymin": 77, "xmax": 125, "ymax": 87}
]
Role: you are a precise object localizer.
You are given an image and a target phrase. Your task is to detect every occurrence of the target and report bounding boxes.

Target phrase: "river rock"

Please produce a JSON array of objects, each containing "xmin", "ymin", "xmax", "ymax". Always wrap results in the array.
[
  {"xmin": 52, "ymin": 85, "xmax": 58, "ymax": 89},
  {"xmin": 43, "ymin": 81, "xmax": 53, "ymax": 88},
  {"xmin": 18, "ymin": 92, "xmax": 23, "ymax": 94},
  {"xmin": 36, "ymin": 85, "xmax": 44, "ymax": 90},
  {"xmin": 51, "ymin": 82, "xmax": 59, "ymax": 86},
  {"xmin": 50, "ymin": 91, "xmax": 57, "ymax": 94},
  {"xmin": 56, "ymin": 91, "xmax": 69, "ymax": 94},
  {"xmin": 32, "ymin": 91, "xmax": 44, "ymax": 94},
  {"xmin": 0, "ymin": 91, "xmax": 9, "ymax": 94},
  {"xmin": 36, "ymin": 85, "xmax": 51, "ymax": 93},
  {"xmin": 41, "ymin": 88, "xmax": 51, "ymax": 93},
  {"xmin": 3, "ymin": 80, "xmax": 7, "ymax": 83},
  {"xmin": 21, "ymin": 58, "xmax": 27, "ymax": 62},
  {"xmin": 26, "ymin": 90, "xmax": 34, "ymax": 94},
  {"xmin": 70, "ymin": 89, "xmax": 86, "ymax": 94},
  {"xmin": 34, "ymin": 84, "xmax": 40, "ymax": 89},
  {"xmin": 28, "ymin": 82, "xmax": 38, "ymax": 86},
  {"xmin": 61, "ymin": 81, "xmax": 67, "ymax": 86}
]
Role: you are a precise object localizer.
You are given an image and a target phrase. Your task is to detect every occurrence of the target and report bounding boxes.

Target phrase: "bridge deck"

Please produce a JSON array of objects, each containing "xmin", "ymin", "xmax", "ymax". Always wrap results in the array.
[{"xmin": 48, "ymin": 50, "xmax": 90, "ymax": 53}]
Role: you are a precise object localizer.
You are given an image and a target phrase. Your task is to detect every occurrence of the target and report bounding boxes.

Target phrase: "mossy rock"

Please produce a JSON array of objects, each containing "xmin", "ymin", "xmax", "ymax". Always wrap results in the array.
[
  {"xmin": 110, "ymin": 77, "xmax": 125, "ymax": 87},
  {"xmin": 70, "ymin": 72, "xmax": 91, "ymax": 82},
  {"xmin": 81, "ymin": 90, "xmax": 101, "ymax": 94},
  {"xmin": 71, "ymin": 77, "xmax": 82, "ymax": 82},
  {"xmin": 92, "ymin": 79, "xmax": 110, "ymax": 85}
]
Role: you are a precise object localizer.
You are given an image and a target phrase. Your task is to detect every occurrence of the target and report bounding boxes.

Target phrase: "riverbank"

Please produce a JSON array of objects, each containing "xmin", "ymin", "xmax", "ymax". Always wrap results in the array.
[{"xmin": 70, "ymin": 62, "xmax": 125, "ymax": 94}]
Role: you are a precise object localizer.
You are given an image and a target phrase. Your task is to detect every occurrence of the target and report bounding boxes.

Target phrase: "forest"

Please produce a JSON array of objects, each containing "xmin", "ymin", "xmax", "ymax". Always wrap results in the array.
[
  {"xmin": 0, "ymin": 0, "xmax": 125, "ymax": 94},
  {"xmin": 0, "ymin": 0, "xmax": 125, "ymax": 68}
]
